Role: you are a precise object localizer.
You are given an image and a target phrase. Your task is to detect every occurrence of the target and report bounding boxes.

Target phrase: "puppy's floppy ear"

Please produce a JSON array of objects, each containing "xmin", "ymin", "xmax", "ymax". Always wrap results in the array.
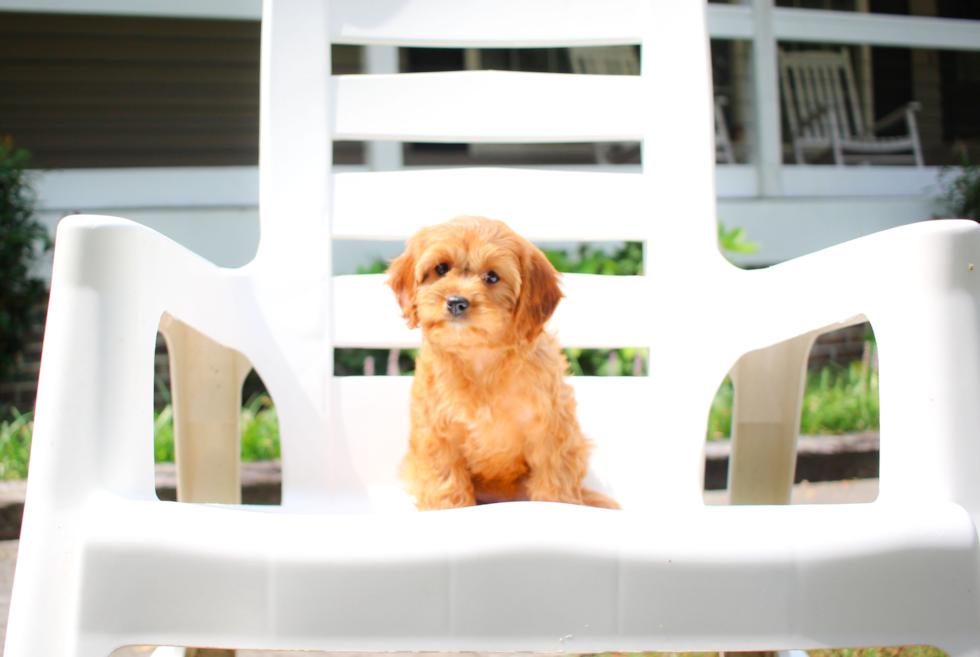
[
  {"xmin": 387, "ymin": 235, "xmax": 422, "ymax": 329},
  {"xmin": 513, "ymin": 242, "xmax": 563, "ymax": 342}
]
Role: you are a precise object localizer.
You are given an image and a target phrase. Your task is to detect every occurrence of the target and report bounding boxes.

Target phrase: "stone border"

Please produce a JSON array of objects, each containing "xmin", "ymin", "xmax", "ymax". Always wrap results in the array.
[{"xmin": 704, "ymin": 432, "xmax": 880, "ymax": 490}]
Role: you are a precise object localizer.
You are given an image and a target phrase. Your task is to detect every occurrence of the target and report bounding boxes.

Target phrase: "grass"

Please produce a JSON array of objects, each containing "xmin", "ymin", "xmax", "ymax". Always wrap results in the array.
[
  {"xmin": 152, "ymin": 394, "xmax": 280, "ymax": 464},
  {"xmin": 0, "ymin": 408, "xmax": 32, "ymax": 479}
]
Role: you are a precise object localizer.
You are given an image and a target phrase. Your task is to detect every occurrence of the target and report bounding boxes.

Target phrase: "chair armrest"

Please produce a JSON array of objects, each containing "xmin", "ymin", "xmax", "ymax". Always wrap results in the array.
[
  {"xmin": 872, "ymin": 101, "xmax": 922, "ymax": 133},
  {"xmin": 30, "ymin": 215, "xmax": 255, "ymax": 506},
  {"xmin": 730, "ymin": 220, "xmax": 980, "ymax": 518}
]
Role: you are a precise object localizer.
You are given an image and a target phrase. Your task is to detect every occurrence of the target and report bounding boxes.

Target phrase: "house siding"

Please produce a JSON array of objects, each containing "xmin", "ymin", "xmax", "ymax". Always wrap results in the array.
[{"xmin": 0, "ymin": 12, "xmax": 362, "ymax": 168}]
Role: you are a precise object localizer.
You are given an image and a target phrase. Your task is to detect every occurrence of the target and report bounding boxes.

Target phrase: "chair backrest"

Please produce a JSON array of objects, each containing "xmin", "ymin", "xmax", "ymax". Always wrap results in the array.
[
  {"xmin": 246, "ymin": 0, "xmax": 727, "ymax": 512},
  {"xmin": 780, "ymin": 48, "xmax": 864, "ymax": 142}
]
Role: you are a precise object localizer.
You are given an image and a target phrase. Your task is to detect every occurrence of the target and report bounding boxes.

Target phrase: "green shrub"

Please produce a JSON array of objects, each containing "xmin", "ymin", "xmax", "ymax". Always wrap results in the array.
[
  {"xmin": 334, "ymin": 347, "xmax": 418, "ymax": 376},
  {"xmin": 706, "ymin": 377, "xmax": 734, "ymax": 440},
  {"xmin": 800, "ymin": 358, "xmax": 879, "ymax": 435},
  {"xmin": 153, "ymin": 404, "xmax": 175, "ymax": 462},
  {"xmin": 542, "ymin": 241, "xmax": 643, "ymax": 276},
  {"xmin": 935, "ymin": 147, "xmax": 980, "ymax": 221},
  {"xmin": 0, "ymin": 138, "xmax": 52, "ymax": 381},
  {"xmin": 717, "ymin": 221, "xmax": 760, "ymax": 255},
  {"xmin": 240, "ymin": 394, "xmax": 280, "ymax": 461}
]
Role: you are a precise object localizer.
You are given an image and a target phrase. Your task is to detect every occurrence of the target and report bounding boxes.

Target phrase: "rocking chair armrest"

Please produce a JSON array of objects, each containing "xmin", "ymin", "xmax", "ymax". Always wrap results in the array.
[{"xmin": 872, "ymin": 101, "xmax": 922, "ymax": 133}]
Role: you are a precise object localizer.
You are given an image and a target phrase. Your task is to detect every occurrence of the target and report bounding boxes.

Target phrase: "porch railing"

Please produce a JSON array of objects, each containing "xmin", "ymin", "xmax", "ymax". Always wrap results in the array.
[{"xmin": 707, "ymin": 2, "xmax": 980, "ymax": 197}]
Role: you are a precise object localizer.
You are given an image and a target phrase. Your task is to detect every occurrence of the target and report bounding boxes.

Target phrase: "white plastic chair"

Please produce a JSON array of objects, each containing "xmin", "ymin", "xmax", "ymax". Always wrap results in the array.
[
  {"xmin": 7, "ymin": 1, "xmax": 980, "ymax": 655},
  {"xmin": 568, "ymin": 45, "xmax": 641, "ymax": 165},
  {"xmin": 780, "ymin": 48, "xmax": 924, "ymax": 166}
]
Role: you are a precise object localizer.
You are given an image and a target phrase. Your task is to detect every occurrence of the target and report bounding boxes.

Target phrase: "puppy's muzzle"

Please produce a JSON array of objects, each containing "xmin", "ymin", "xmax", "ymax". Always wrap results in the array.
[{"xmin": 447, "ymin": 295, "xmax": 470, "ymax": 317}]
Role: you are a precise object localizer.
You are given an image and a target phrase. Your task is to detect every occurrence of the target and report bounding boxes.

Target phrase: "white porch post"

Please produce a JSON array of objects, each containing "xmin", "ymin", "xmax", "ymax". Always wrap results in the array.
[
  {"xmin": 749, "ymin": 0, "xmax": 782, "ymax": 196},
  {"xmin": 364, "ymin": 45, "xmax": 404, "ymax": 171}
]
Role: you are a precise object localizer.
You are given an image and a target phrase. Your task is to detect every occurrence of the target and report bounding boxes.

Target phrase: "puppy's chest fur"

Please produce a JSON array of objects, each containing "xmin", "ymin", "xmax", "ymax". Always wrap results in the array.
[{"xmin": 419, "ymin": 349, "xmax": 550, "ymax": 482}]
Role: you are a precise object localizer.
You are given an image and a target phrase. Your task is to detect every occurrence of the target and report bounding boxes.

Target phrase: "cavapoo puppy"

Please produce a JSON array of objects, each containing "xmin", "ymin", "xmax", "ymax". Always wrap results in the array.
[{"xmin": 387, "ymin": 215, "xmax": 620, "ymax": 511}]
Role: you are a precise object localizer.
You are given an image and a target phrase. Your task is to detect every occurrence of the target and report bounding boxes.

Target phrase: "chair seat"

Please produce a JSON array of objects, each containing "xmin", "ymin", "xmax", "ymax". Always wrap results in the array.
[{"xmin": 76, "ymin": 495, "xmax": 979, "ymax": 653}]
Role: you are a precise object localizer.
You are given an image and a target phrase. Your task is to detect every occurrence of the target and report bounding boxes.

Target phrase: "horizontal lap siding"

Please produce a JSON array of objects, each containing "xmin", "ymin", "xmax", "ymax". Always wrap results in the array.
[
  {"xmin": 0, "ymin": 14, "xmax": 369, "ymax": 168},
  {"xmin": 0, "ymin": 12, "xmax": 262, "ymax": 168}
]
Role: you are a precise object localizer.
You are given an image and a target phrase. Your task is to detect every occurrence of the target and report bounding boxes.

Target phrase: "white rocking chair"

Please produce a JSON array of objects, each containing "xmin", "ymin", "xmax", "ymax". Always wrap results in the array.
[
  {"xmin": 780, "ymin": 48, "xmax": 924, "ymax": 166},
  {"xmin": 6, "ymin": 1, "xmax": 980, "ymax": 656},
  {"xmin": 714, "ymin": 95, "xmax": 737, "ymax": 164}
]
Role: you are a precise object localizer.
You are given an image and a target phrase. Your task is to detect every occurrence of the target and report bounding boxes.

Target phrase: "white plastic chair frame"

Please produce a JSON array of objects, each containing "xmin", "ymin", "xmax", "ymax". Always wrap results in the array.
[
  {"xmin": 7, "ymin": 1, "xmax": 980, "ymax": 655},
  {"xmin": 568, "ymin": 45, "xmax": 735, "ymax": 165},
  {"xmin": 568, "ymin": 45, "xmax": 641, "ymax": 165},
  {"xmin": 780, "ymin": 48, "xmax": 924, "ymax": 166}
]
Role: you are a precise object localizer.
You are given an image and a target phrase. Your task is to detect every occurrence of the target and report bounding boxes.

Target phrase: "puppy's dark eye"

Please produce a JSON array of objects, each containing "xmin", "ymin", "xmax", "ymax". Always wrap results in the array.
[
  {"xmin": 435, "ymin": 262, "xmax": 450, "ymax": 276},
  {"xmin": 484, "ymin": 270, "xmax": 500, "ymax": 284}
]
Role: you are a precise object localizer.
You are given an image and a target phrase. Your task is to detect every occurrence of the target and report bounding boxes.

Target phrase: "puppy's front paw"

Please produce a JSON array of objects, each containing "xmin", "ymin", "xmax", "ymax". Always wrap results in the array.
[{"xmin": 414, "ymin": 481, "xmax": 476, "ymax": 511}]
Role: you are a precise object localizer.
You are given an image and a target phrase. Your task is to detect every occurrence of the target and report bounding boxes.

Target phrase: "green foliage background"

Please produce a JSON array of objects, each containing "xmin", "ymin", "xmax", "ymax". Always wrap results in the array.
[
  {"xmin": 0, "ymin": 139, "xmax": 52, "ymax": 381},
  {"xmin": 936, "ymin": 147, "xmax": 980, "ymax": 221}
]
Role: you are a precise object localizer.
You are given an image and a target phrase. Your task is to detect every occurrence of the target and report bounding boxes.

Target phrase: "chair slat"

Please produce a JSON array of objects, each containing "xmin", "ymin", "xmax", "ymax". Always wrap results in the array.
[
  {"xmin": 829, "ymin": 67, "xmax": 850, "ymax": 140},
  {"xmin": 334, "ymin": 374, "xmax": 652, "ymax": 489},
  {"xmin": 841, "ymin": 50, "xmax": 865, "ymax": 136},
  {"xmin": 331, "ymin": 71, "xmax": 644, "ymax": 142},
  {"xmin": 333, "ymin": 273, "xmax": 652, "ymax": 349},
  {"xmin": 329, "ymin": 0, "xmax": 646, "ymax": 47},
  {"xmin": 332, "ymin": 168, "xmax": 649, "ymax": 241}
]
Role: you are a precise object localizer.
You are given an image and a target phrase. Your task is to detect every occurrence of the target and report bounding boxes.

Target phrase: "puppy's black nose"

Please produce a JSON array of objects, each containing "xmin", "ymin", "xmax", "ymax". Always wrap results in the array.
[{"xmin": 447, "ymin": 295, "xmax": 470, "ymax": 317}]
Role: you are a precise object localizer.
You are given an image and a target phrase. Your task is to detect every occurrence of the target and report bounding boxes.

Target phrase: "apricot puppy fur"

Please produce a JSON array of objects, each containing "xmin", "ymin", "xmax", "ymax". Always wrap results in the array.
[{"xmin": 387, "ymin": 215, "xmax": 619, "ymax": 511}]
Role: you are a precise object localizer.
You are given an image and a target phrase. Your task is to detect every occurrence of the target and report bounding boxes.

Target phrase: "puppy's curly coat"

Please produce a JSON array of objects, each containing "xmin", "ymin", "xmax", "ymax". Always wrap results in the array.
[{"xmin": 387, "ymin": 215, "xmax": 619, "ymax": 511}]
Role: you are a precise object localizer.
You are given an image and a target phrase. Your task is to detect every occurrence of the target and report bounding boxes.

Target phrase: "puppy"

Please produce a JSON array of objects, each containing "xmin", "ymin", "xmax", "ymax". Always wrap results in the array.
[{"xmin": 387, "ymin": 215, "xmax": 620, "ymax": 511}]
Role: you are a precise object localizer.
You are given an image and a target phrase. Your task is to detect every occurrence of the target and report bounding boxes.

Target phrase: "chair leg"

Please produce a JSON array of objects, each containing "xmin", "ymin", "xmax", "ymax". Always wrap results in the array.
[
  {"xmin": 727, "ymin": 333, "xmax": 816, "ymax": 505},
  {"xmin": 159, "ymin": 314, "xmax": 251, "ymax": 504}
]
